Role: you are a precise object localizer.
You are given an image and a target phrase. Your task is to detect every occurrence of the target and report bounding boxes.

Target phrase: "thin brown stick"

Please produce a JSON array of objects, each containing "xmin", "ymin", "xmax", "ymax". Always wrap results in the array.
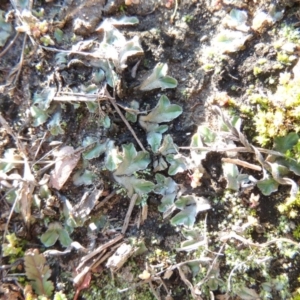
[
  {"xmin": 141, "ymin": 204, "xmax": 148, "ymax": 224},
  {"xmin": 33, "ymin": 131, "xmax": 48, "ymax": 160},
  {"xmin": 0, "ymin": 187, "xmax": 17, "ymax": 206},
  {"xmin": 0, "ymin": 33, "xmax": 20, "ymax": 58},
  {"xmin": 157, "ymin": 277, "xmax": 170, "ymax": 296},
  {"xmin": 77, "ymin": 234, "xmax": 123, "ymax": 268},
  {"xmin": 170, "ymin": 0, "xmax": 178, "ymax": 23},
  {"xmin": 155, "ymin": 258, "xmax": 214, "ymax": 277},
  {"xmin": 108, "ymin": 97, "xmax": 146, "ymax": 151},
  {"xmin": 220, "ymin": 231, "xmax": 300, "ymax": 248},
  {"xmin": 0, "ymin": 159, "xmax": 73, "ymax": 165},
  {"xmin": 196, "ymin": 243, "xmax": 225, "ymax": 288},
  {"xmin": 12, "ymin": 34, "xmax": 27, "ymax": 86},
  {"xmin": 122, "ymin": 194, "xmax": 138, "ymax": 234},
  {"xmin": 95, "ymin": 190, "xmax": 116, "ymax": 210},
  {"xmin": 178, "ymin": 266, "xmax": 203, "ymax": 300},
  {"xmin": 35, "ymin": 143, "xmax": 96, "ymax": 175},
  {"xmin": 213, "ymin": 106, "xmax": 299, "ymax": 198},
  {"xmin": 116, "ymin": 102, "xmax": 146, "ymax": 114},
  {"xmin": 148, "ymin": 280, "xmax": 161, "ymax": 300},
  {"xmin": 92, "ymin": 242, "xmax": 130, "ymax": 273},
  {"xmin": 221, "ymin": 157, "xmax": 262, "ymax": 171},
  {"xmin": 40, "ymin": 45, "xmax": 106, "ymax": 59},
  {"xmin": 91, "ymin": 249, "xmax": 113, "ymax": 271},
  {"xmin": 180, "ymin": 146, "xmax": 286, "ymax": 157},
  {"xmin": 73, "ymin": 266, "xmax": 90, "ymax": 286},
  {"xmin": 53, "ymin": 95, "xmax": 112, "ymax": 102},
  {"xmin": 43, "ymin": 241, "xmax": 88, "ymax": 256}
]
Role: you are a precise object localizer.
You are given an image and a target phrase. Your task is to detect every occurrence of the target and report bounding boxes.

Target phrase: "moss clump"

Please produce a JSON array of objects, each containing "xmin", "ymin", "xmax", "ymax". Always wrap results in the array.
[
  {"xmin": 278, "ymin": 193, "xmax": 300, "ymax": 218},
  {"xmin": 251, "ymin": 72, "xmax": 300, "ymax": 146},
  {"xmin": 2, "ymin": 233, "xmax": 25, "ymax": 263},
  {"xmin": 80, "ymin": 264, "xmax": 158, "ymax": 300},
  {"xmin": 293, "ymin": 225, "xmax": 300, "ymax": 241}
]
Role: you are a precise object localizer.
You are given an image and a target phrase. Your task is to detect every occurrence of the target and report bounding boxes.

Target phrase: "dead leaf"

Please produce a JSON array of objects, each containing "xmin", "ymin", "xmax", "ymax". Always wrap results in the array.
[
  {"xmin": 0, "ymin": 283, "xmax": 23, "ymax": 300},
  {"xmin": 139, "ymin": 269, "xmax": 151, "ymax": 280},
  {"xmin": 19, "ymin": 182, "xmax": 34, "ymax": 227},
  {"xmin": 249, "ymin": 193, "xmax": 260, "ymax": 208},
  {"xmin": 73, "ymin": 188, "xmax": 103, "ymax": 219},
  {"xmin": 24, "ymin": 249, "xmax": 54, "ymax": 297},
  {"xmin": 49, "ymin": 146, "xmax": 80, "ymax": 190},
  {"xmin": 20, "ymin": 158, "xmax": 36, "ymax": 227},
  {"xmin": 236, "ymin": 286, "xmax": 260, "ymax": 300}
]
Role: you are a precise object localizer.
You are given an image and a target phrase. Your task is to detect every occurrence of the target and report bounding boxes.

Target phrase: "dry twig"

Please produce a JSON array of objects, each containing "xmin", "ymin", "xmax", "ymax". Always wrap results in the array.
[
  {"xmin": 77, "ymin": 234, "xmax": 123, "ymax": 270},
  {"xmin": 170, "ymin": 0, "xmax": 178, "ymax": 23},
  {"xmin": 221, "ymin": 157, "xmax": 262, "ymax": 171},
  {"xmin": 0, "ymin": 33, "xmax": 20, "ymax": 58},
  {"xmin": 178, "ymin": 266, "xmax": 203, "ymax": 300},
  {"xmin": 220, "ymin": 231, "xmax": 300, "ymax": 248},
  {"xmin": 95, "ymin": 190, "xmax": 116, "ymax": 210},
  {"xmin": 108, "ymin": 95, "xmax": 146, "ymax": 151},
  {"xmin": 0, "ymin": 114, "xmax": 35, "ymax": 229},
  {"xmin": 212, "ymin": 106, "xmax": 299, "ymax": 198},
  {"xmin": 179, "ymin": 146, "xmax": 286, "ymax": 157},
  {"xmin": 122, "ymin": 194, "xmax": 138, "ymax": 234}
]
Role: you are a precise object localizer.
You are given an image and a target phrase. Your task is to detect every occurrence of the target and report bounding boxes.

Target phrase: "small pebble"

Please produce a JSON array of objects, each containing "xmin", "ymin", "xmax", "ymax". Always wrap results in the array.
[{"xmin": 200, "ymin": 35, "xmax": 208, "ymax": 42}]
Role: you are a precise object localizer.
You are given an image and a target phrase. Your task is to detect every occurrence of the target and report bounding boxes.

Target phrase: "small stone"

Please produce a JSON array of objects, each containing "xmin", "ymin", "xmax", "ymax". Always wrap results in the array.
[{"xmin": 200, "ymin": 35, "xmax": 208, "ymax": 42}]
